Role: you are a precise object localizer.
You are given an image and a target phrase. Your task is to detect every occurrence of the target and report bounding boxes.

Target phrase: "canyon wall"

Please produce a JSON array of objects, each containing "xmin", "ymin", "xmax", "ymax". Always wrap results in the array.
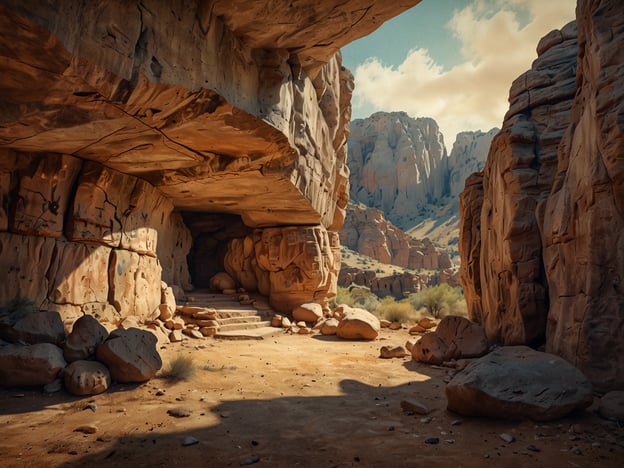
[
  {"xmin": 460, "ymin": 0, "xmax": 624, "ymax": 391},
  {"xmin": 348, "ymin": 112, "xmax": 449, "ymax": 229},
  {"xmin": 0, "ymin": 1, "xmax": 420, "ymax": 318},
  {"xmin": 340, "ymin": 202, "xmax": 453, "ymax": 270}
]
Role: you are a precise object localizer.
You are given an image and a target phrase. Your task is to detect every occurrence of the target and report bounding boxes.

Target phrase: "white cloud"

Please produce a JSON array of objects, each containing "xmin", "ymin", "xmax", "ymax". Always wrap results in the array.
[{"xmin": 351, "ymin": 0, "xmax": 576, "ymax": 143}]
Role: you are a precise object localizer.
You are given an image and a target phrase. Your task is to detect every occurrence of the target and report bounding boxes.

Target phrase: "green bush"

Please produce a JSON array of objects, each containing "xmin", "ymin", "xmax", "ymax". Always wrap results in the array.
[
  {"xmin": 408, "ymin": 284, "xmax": 467, "ymax": 318},
  {"xmin": 161, "ymin": 354, "xmax": 196, "ymax": 381},
  {"xmin": 332, "ymin": 285, "xmax": 380, "ymax": 312},
  {"xmin": 375, "ymin": 297, "xmax": 417, "ymax": 323}
]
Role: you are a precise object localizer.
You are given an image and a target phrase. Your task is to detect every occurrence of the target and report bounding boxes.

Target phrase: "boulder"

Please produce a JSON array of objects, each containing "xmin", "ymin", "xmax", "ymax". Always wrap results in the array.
[
  {"xmin": 209, "ymin": 272, "xmax": 236, "ymax": 291},
  {"xmin": 380, "ymin": 345, "xmax": 406, "ymax": 359},
  {"xmin": 598, "ymin": 391, "xmax": 624, "ymax": 422},
  {"xmin": 3, "ymin": 310, "xmax": 65, "ymax": 345},
  {"xmin": 0, "ymin": 343, "xmax": 66, "ymax": 387},
  {"xmin": 320, "ymin": 318, "xmax": 339, "ymax": 335},
  {"xmin": 63, "ymin": 360, "xmax": 111, "ymax": 396},
  {"xmin": 411, "ymin": 332, "xmax": 448, "ymax": 365},
  {"xmin": 63, "ymin": 314, "xmax": 109, "ymax": 362},
  {"xmin": 446, "ymin": 346, "xmax": 593, "ymax": 421},
  {"xmin": 435, "ymin": 315, "xmax": 488, "ymax": 359},
  {"xmin": 292, "ymin": 303, "xmax": 323, "ymax": 323},
  {"xmin": 96, "ymin": 328, "xmax": 162, "ymax": 383},
  {"xmin": 336, "ymin": 307, "xmax": 380, "ymax": 340}
]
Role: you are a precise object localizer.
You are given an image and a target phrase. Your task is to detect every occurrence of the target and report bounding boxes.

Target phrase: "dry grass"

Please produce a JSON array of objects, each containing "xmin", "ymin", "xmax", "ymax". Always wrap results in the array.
[{"xmin": 161, "ymin": 354, "xmax": 197, "ymax": 381}]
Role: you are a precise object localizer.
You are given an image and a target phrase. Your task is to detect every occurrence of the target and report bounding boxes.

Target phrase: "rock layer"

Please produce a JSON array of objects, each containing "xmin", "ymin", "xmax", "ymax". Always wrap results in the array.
[{"xmin": 459, "ymin": 0, "xmax": 624, "ymax": 391}]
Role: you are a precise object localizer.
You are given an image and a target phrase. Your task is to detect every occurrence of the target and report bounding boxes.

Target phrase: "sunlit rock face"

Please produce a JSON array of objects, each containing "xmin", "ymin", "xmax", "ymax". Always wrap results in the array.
[
  {"xmin": 348, "ymin": 112, "xmax": 449, "ymax": 229},
  {"xmin": 448, "ymin": 130, "xmax": 498, "ymax": 198},
  {"xmin": 340, "ymin": 202, "xmax": 453, "ymax": 270},
  {"xmin": 460, "ymin": 0, "xmax": 624, "ymax": 392},
  {"xmin": 0, "ymin": 1, "xmax": 419, "ymax": 317}
]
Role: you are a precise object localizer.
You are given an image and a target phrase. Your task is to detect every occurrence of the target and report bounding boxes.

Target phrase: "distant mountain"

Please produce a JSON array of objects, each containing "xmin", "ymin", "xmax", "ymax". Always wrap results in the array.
[{"xmin": 347, "ymin": 111, "xmax": 497, "ymax": 249}]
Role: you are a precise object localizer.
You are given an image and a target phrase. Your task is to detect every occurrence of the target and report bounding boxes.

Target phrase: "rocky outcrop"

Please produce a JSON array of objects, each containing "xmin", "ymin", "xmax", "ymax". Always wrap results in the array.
[
  {"xmin": 348, "ymin": 112, "xmax": 448, "ymax": 229},
  {"xmin": 459, "ymin": 0, "xmax": 624, "ymax": 392},
  {"xmin": 0, "ymin": 1, "xmax": 419, "ymax": 321},
  {"xmin": 340, "ymin": 202, "xmax": 453, "ymax": 269},
  {"xmin": 224, "ymin": 226, "xmax": 341, "ymax": 312},
  {"xmin": 0, "ymin": 152, "xmax": 192, "ymax": 325}
]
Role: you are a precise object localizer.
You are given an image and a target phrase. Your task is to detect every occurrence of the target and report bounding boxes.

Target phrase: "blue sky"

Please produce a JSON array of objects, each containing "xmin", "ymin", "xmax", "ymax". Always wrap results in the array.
[{"xmin": 341, "ymin": 0, "xmax": 576, "ymax": 142}]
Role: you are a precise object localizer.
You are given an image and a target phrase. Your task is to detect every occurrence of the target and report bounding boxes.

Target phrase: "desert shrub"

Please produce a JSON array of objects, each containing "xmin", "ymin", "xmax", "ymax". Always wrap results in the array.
[
  {"xmin": 161, "ymin": 354, "xmax": 196, "ymax": 381},
  {"xmin": 0, "ymin": 296, "xmax": 36, "ymax": 325},
  {"xmin": 408, "ymin": 284, "xmax": 466, "ymax": 318},
  {"xmin": 332, "ymin": 285, "xmax": 380, "ymax": 312},
  {"xmin": 375, "ymin": 296, "xmax": 417, "ymax": 323}
]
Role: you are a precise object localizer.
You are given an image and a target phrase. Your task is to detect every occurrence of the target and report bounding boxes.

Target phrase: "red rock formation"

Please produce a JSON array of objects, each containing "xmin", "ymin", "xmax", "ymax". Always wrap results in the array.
[
  {"xmin": 0, "ymin": 1, "xmax": 419, "ymax": 320},
  {"xmin": 460, "ymin": 0, "xmax": 624, "ymax": 391},
  {"xmin": 340, "ymin": 202, "xmax": 454, "ymax": 270}
]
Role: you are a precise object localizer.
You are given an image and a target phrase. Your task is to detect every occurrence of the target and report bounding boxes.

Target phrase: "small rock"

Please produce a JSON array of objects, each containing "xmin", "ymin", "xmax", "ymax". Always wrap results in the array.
[
  {"xmin": 84, "ymin": 403, "xmax": 97, "ymax": 412},
  {"xmin": 444, "ymin": 439, "xmax": 455, "ymax": 444},
  {"xmin": 182, "ymin": 436, "xmax": 199, "ymax": 446},
  {"xmin": 74, "ymin": 425, "xmax": 97, "ymax": 434},
  {"xmin": 527, "ymin": 444, "xmax": 540, "ymax": 452},
  {"xmin": 43, "ymin": 379, "xmax": 63, "ymax": 393},
  {"xmin": 598, "ymin": 390, "xmax": 624, "ymax": 422},
  {"xmin": 240, "ymin": 455, "xmax": 260, "ymax": 465},
  {"xmin": 425, "ymin": 437, "xmax": 439, "ymax": 444},
  {"xmin": 409, "ymin": 324, "xmax": 426, "ymax": 334},
  {"xmin": 420, "ymin": 417, "xmax": 432, "ymax": 423},
  {"xmin": 450, "ymin": 419, "xmax": 462, "ymax": 426},
  {"xmin": 499, "ymin": 433, "xmax": 515, "ymax": 443},
  {"xmin": 167, "ymin": 407, "xmax": 192, "ymax": 418},
  {"xmin": 380, "ymin": 345, "xmax": 407, "ymax": 359},
  {"xmin": 155, "ymin": 389, "xmax": 166, "ymax": 396},
  {"xmin": 389, "ymin": 321, "xmax": 402, "ymax": 330},
  {"xmin": 400, "ymin": 398, "xmax": 430, "ymax": 415}
]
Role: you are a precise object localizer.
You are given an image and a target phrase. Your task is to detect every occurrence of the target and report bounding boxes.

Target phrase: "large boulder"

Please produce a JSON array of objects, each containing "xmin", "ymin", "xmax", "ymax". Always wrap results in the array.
[
  {"xmin": 0, "ymin": 343, "xmax": 66, "ymax": 387},
  {"xmin": 1, "ymin": 310, "xmax": 65, "ymax": 345},
  {"xmin": 446, "ymin": 346, "xmax": 593, "ymax": 421},
  {"xmin": 336, "ymin": 306, "xmax": 380, "ymax": 340},
  {"xmin": 598, "ymin": 391, "xmax": 624, "ymax": 422},
  {"xmin": 63, "ymin": 360, "xmax": 111, "ymax": 396},
  {"xmin": 411, "ymin": 332, "xmax": 448, "ymax": 365},
  {"xmin": 63, "ymin": 314, "xmax": 109, "ymax": 362},
  {"xmin": 209, "ymin": 272, "xmax": 236, "ymax": 292},
  {"xmin": 292, "ymin": 303, "xmax": 323, "ymax": 323},
  {"xmin": 435, "ymin": 315, "xmax": 488, "ymax": 359},
  {"xmin": 95, "ymin": 328, "xmax": 162, "ymax": 383}
]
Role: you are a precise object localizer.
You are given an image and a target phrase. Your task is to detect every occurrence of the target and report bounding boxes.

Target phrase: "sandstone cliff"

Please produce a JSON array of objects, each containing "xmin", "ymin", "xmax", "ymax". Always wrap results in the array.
[
  {"xmin": 448, "ymin": 129, "xmax": 498, "ymax": 198},
  {"xmin": 348, "ymin": 112, "xmax": 449, "ymax": 229},
  {"xmin": 0, "ymin": 1, "xmax": 419, "ymax": 317},
  {"xmin": 460, "ymin": 0, "xmax": 624, "ymax": 392},
  {"xmin": 340, "ymin": 202, "xmax": 453, "ymax": 270}
]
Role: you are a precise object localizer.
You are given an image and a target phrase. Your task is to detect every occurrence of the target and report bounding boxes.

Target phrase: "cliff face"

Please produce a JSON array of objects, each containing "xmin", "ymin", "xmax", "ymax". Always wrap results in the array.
[
  {"xmin": 460, "ymin": 0, "xmax": 624, "ymax": 391},
  {"xmin": 0, "ymin": 0, "xmax": 419, "ymax": 318},
  {"xmin": 340, "ymin": 202, "xmax": 452, "ymax": 270},
  {"xmin": 348, "ymin": 112, "xmax": 448, "ymax": 229},
  {"xmin": 448, "ymin": 129, "xmax": 498, "ymax": 198}
]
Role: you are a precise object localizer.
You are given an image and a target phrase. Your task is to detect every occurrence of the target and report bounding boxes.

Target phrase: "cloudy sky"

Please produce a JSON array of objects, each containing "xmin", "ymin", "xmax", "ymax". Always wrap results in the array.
[{"xmin": 341, "ymin": 0, "xmax": 576, "ymax": 143}]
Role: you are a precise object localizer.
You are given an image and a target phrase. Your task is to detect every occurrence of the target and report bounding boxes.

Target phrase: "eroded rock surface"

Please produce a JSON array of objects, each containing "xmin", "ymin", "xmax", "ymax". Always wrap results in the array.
[
  {"xmin": 446, "ymin": 346, "xmax": 593, "ymax": 421},
  {"xmin": 96, "ymin": 328, "xmax": 162, "ymax": 383},
  {"xmin": 0, "ymin": 343, "xmax": 67, "ymax": 387},
  {"xmin": 63, "ymin": 360, "xmax": 111, "ymax": 396},
  {"xmin": 459, "ymin": 0, "xmax": 624, "ymax": 392}
]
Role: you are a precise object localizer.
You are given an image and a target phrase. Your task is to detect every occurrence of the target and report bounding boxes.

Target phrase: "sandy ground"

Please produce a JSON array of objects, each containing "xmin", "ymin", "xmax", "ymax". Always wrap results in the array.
[{"xmin": 1, "ymin": 329, "xmax": 623, "ymax": 468}]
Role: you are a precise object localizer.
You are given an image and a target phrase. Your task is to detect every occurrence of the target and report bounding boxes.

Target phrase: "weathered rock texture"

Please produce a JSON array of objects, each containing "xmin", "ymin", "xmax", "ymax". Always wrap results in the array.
[
  {"xmin": 348, "ymin": 112, "xmax": 448, "ymax": 229},
  {"xmin": 460, "ymin": 0, "xmax": 624, "ymax": 392},
  {"xmin": 224, "ymin": 226, "xmax": 340, "ymax": 312},
  {"xmin": 0, "ymin": 1, "xmax": 419, "ymax": 319},
  {"xmin": 340, "ymin": 202, "xmax": 453, "ymax": 269},
  {"xmin": 448, "ymin": 130, "xmax": 498, "ymax": 198},
  {"xmin": 446, "ymin": 346, "xmax": 594, "ymax": 421},
  {"xmin": 0, "ymin": 151, "xmax": 192, "ymax": 325}
]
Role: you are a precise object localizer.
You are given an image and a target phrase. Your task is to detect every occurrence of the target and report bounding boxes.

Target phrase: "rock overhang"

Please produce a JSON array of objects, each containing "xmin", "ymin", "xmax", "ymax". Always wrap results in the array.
[{"xmin": 0, "ymin": 0, "xmax": 420, "ymax": 228}]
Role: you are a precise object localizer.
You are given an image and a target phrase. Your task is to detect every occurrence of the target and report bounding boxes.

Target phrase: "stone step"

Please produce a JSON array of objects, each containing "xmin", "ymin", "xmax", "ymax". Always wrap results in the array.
[
  {"xmin": 217, "ymin": 316, "xmax": 263, "ymax": 326},
  {"xmin": 216, "ymin": 320, "xmax": 272, "ymax": 332},
  {"xmin": 216, "ymin": 308, "xmax": 264, "ymax": 318},
  {"xmin": 214, "ymin": 326, "xmax": 283, "ymax": 340}
]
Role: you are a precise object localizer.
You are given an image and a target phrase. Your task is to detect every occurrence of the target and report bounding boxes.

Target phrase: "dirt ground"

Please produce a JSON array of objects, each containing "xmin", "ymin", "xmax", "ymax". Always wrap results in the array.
[{"xmin": 1, "ymin": 328, "xmax": 623, "ymax": 468}]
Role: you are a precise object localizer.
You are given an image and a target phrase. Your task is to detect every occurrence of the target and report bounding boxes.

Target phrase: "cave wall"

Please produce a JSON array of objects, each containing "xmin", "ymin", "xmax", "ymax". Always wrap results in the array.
[
  {"xmin": 459, "ymin": 0, "xmax": 624, "ymax": 392},
  {"xmin": 0, "ymin": 149, "xmax": 192, "ymax": 326}
]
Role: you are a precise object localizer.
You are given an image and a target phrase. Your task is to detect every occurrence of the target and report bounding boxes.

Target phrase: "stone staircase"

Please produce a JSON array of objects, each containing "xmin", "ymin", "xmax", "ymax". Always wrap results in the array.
[{"xmin": 182, "ymin": 290, "xmax": 281, "ymax": 340}]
